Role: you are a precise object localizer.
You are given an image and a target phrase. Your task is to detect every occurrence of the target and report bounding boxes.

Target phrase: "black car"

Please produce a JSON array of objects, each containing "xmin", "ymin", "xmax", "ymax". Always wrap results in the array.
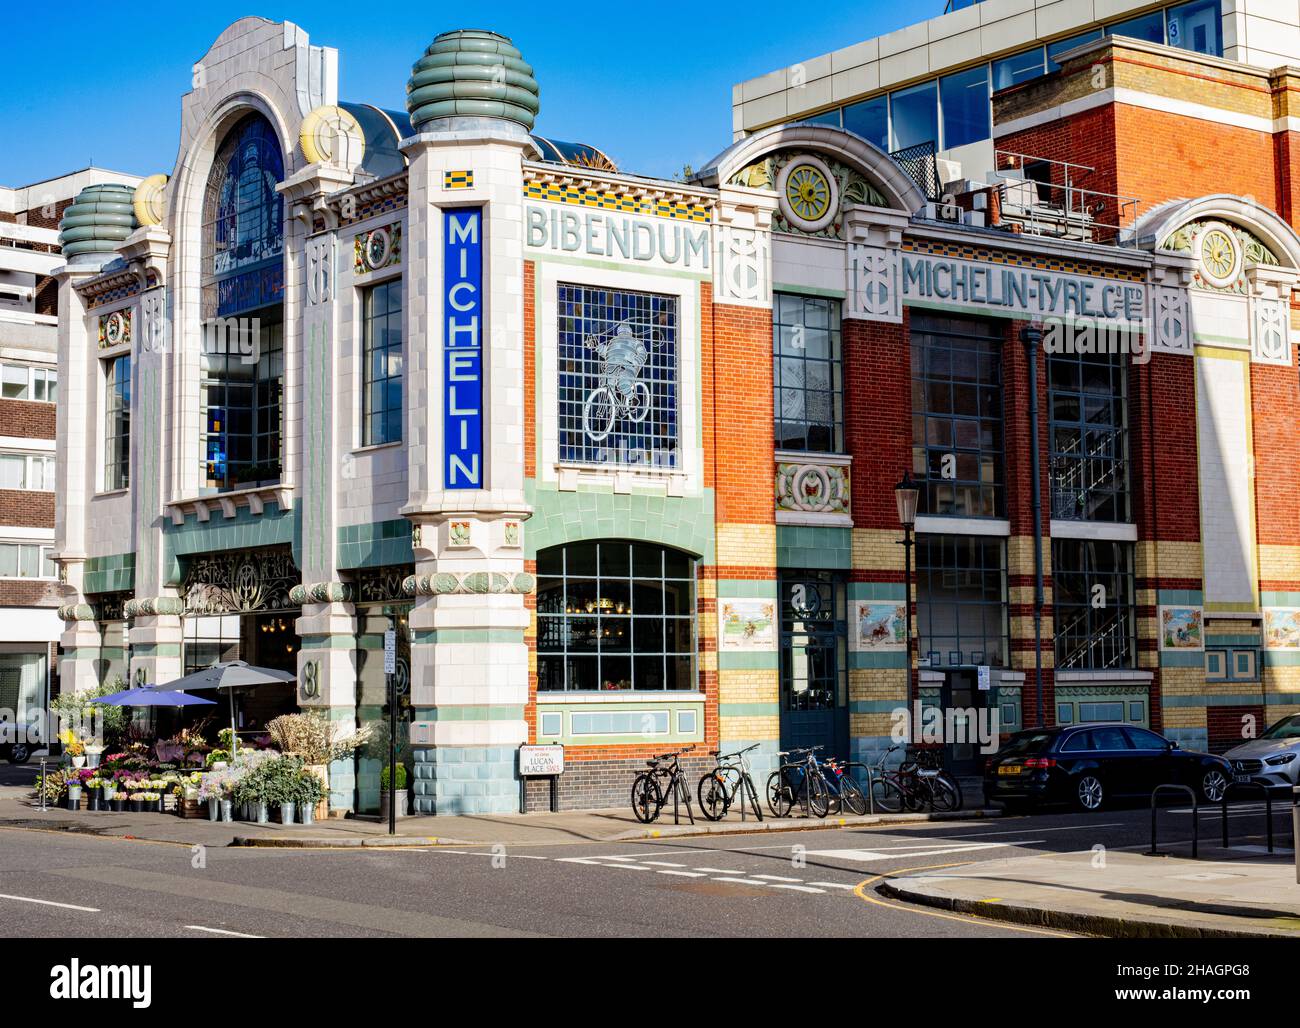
[{"xmin": 983, "ymin": 723, "xmax": 1231, "ymax": 812}]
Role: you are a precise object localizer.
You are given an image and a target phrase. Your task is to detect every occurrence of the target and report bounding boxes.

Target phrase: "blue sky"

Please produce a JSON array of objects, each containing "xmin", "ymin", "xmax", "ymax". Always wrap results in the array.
[{"xmin": 0, "ymin": 1, "xmax": 924, "ymax": 187}]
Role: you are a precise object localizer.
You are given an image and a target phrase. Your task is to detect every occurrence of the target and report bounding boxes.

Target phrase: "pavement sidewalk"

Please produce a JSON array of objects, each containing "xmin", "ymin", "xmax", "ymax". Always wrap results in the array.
[
  {"xmin": 0, "ymin": 787, "xmax": 997, "ymax": 849},
  {"xmin": 881, "ymin": 845, "xmax": 1300, "ymax": 938}
]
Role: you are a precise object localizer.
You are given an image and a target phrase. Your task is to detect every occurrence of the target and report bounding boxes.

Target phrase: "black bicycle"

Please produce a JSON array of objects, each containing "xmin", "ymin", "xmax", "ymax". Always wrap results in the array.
[
  {"xmin": 630, "ymin": 746, "xmax": 696, "ymax": 824},
  {"xmin": 766, "ymin": 746, "xmax": 833, "ymax": 818},
  {"xmin": 697, "ymin": 743, "xmax": 764, "ymax": 821},
  {"xmin": 821, "ymin": 756, "xmax": 870, "ymax": 816}
]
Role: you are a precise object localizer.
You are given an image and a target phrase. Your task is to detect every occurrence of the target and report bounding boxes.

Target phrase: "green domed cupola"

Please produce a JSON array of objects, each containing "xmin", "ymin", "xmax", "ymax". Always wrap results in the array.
[
  {"xmin": 58, "ymin": 183, "xmax": 138, "ymax": 260},
  {"xmin": 406, "ymin": 29, "xmax": 540, "ymax": 132}
]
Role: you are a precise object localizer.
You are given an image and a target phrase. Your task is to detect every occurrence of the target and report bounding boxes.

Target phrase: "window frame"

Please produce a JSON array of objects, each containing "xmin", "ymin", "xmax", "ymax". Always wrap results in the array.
[
  {"xmin": 0, "ymin": 542, "xmax": 56, "ymax": 580},
  {"xmin": 915, "ymin": 533, "xmax": 1010, "ymax": 669},
  {"xmin": 103, "ymin": 353, "xmax": 131, "ymax": 493},
  {"xmin": 535, "ymin": 541, "xmax": 698, "ymax": 693},
  {"xmin": 361, "ymin": 276, "xmax": 404, "ymax": 447},
  {"xmin": 1051, "ymin": 539, "xmax": 1137, "ymax": 671},
  {"xmin": 1048, "ymin": 348, "xmax": 1131, "ymax": 523},
  {"xmin": 0, "ymin": 452, "xmax": 54, "ymax": 491},
  {"xmin": 773, "ymin": 292, "xmax": 844, "ymax": 454}
]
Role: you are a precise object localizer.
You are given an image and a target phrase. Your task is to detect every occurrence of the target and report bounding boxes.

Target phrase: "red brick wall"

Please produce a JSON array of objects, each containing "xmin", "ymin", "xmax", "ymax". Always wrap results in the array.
[
  {"xmin": 0, "ymin": 398, "xmax": 55, "ymax": 440},
  {"xmin": 708, "ymin": 298, "xmax": 773, "ymax": 526},
  {"xmin": 843, "ymin": 314, "xmax": 911, "ymax": 536},
  {"xmin": 0, "ymin": 489, "xmax": 53, "ymax": 528},
  {"xmin": 1251, "ymin": 354, "xmax": 1300, "ymax": 574},
  {"xmin": 1208, "ymin": 704, "xmax": 1265, "ymax": 754}
]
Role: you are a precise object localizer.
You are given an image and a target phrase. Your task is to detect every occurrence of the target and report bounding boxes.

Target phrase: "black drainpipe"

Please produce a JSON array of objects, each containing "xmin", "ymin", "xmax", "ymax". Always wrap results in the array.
[{"xmin": 1021, "ymin": 323, "xmax": 1045, "ymax": 727}]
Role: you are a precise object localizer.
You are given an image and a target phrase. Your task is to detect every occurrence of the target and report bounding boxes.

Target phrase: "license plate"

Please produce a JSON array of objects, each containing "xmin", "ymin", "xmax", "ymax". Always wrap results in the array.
[
  {"xmin": 1233, "ymin": 773, "xmax": 1252, "ymax": 783},
  {"xmin": 998, "ymin": 765, "xmax": 1022, "ymax": 776}
]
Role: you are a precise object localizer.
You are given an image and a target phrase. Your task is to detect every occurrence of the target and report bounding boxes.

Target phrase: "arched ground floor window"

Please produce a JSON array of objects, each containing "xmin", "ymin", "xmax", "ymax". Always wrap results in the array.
[{"xmin": 535, "ymin": 540, "xmax": 696, "ymax": 692}]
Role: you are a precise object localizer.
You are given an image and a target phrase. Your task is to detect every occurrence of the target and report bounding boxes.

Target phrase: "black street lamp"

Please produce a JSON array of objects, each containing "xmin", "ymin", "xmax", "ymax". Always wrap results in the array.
[{"xmin": 894, "ymin": 472, "xmax": 919, "ymax": 705}]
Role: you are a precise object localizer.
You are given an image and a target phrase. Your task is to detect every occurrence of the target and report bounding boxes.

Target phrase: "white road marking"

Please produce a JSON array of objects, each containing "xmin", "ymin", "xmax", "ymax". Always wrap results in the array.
[
  {"xmin": 605, "ymin": 863, "xmax": 654, "ymax": 871},
  {"xmin": 806, "ymin": 840, "xmax": 1044, "ymax": 862},
  {"xmin": 693, "ymin": 867, "xmax": 744, "ymax": 874},
  {"xmin": 712, "ymin": 877, "xmax": 766, "ymax": 887},
  {"xmin": 185, "ymin": 925, "xmax": 262, "ymax": 938},
  {"xmin": 597, "ymin": 855, "xmax": 641, "ymax": 861},
  {"xmin": 768, "ymin": 883, "xmax": 825, "ymax": 894},
  {"xmin": 656, "ymin": 870, "xmax": 706, "ymax": 878},
  {"xmin": 808, "ymin": 881, "xmax": 856, "ymax": 890},
  {"xmin": 752, "ymin": 874, "xmax": 802, "ymax": 882},
  {"xmin": 556, "ymin": 858, "xmax": 604, "ymax": 864},
  {"xmin": 641, "ymin": 861, "xmax": 687, "ymax": 867},
  {"xmin": 0, "ymin": 892, "xmax": 98, "ymax": 913}
]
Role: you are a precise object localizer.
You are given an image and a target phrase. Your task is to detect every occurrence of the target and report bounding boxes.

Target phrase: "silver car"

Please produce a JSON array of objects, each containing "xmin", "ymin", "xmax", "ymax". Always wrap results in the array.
[{"xmin": 1222, "ymin": 714, "xmax": 1300, "ymax": 791}]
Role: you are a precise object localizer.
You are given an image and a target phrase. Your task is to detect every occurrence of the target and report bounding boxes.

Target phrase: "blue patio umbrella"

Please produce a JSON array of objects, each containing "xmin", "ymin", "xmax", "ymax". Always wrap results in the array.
[{"xmin": 91, "ymin": 687, "xmax": 216, "ymax": 707}]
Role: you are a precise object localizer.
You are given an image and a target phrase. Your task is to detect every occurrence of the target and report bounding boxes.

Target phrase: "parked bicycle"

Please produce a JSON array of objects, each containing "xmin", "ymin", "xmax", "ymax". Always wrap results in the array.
[
  {"xmin": 697, "ymin": 743, "xmax": 764, "ymax": 821},
  {"xmin": 866, "ymin": 745, "xmax": 962, "ymax": 813},
  {"xmin": 821, "ymin": 756, "xmax": 870, "ymax": 816},
  {"xmin": 767, "ymin": 745, "xmax": 835, "ymax": 819},
  {"xmin": 630, "ymin": 746, "xmax": 696, "ymax": 824}
]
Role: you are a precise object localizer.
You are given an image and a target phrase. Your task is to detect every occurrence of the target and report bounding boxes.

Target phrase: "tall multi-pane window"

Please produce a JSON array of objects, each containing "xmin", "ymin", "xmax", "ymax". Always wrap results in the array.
[
  {"xmin": 104, "ymin": 355, "xmax": 130, "ymax": 491},
  {"xmin": 0, "ymin": 543, "xmax": 56, "ymax": 579},
  {"xmin": 911, "ymin": 314, "xmax": 1004, "ymax": 517},
  {"xmin": 916, "ymin": 534, "xmax": 1009, "ymax": 668},
  {"xmin": 362, "ymin": 278, "xmax": 403, "ymax": 445},
  {"xmin": 1049, "ymin": 349, "xmax": 1129, "ymax": 522},
  {"xmin": 536, "ymin": 541, "xmax": 695, "ymax": 692},
  {"xmin": 557, "ymin": 284, "xmax": 678, "ymax": 468},
  {"xmin": 774, "ymin": 293, "xmax": 843, "ymax": 453},
  {"xmin": 0, "ymin": 453, "xmax": 54, "ymax": 490},
  {"xmin": 200, "ymin": 322, "xmax": 283, "ymax": 490},
  {"xmin": 1052, "ymin": 539, "xmax": 1136, "ymax": 670},
  {"xmin": 199, "ymin": 111, "xmax": 285, "ymax": 492}
]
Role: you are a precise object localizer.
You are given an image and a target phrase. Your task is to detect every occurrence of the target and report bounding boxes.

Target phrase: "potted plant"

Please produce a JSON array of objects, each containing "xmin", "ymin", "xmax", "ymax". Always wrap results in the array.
[
  {"xmin": 64, "ymin": 734, "xmax": 87, "ymax": 769},
  {"xmin": 146, "ymin": 791, "xmax": 163, "ymax": 813},
  {"xmin": 379, "ymin": 763, "xmax": 410, "ymax": 821},
  {"xmin": 65, "ymin": 773, "xmax": 82, "ymax": 811},
  {"xmin": 85, "ymin": 776, "xmax": 103, "ymax": 811},
  {"xmin": 128, "ymin": 791, "xmax": 145, "ymax": 813},
  {"xmin": 266, "ymin": 712, "xmax": 377, "ymax": 822},
  {"xmin": 101, "ymin": 777, "xmax": 117, "ymax": 806},
  {"xmin": 297, "ymin": 767, "xmax": 324, "ymax": 825}
]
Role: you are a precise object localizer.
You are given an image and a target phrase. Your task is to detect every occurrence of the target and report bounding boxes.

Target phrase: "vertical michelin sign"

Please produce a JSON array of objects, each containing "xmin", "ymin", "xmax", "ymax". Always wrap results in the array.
[{"xmin": 444, "ymin": 207, "xmax": 483, "ymax": 490}]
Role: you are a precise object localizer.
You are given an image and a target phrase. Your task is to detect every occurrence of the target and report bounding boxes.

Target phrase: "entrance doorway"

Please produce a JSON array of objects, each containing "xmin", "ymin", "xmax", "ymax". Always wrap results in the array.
[
  {"xmin": 778, "ymin": 572, "xmax": 849, "ymax": 760},
  {"xmin": 939, "ymin": 668, "xmax": 992, "ymax": 776}
]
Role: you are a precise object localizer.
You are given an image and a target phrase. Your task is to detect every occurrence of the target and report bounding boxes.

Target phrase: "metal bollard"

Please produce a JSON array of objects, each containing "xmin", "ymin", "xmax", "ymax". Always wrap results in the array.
[
  {"xmin": 38, "ymin": 756, "xmax": 48, "ymax": 813},
  {"xmin": 1293, "ymin": 786, "xmax": 1299, "ymax": 885}
]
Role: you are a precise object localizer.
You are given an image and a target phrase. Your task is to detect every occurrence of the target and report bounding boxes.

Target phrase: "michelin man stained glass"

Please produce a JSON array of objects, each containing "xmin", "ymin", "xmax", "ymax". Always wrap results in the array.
[{"xmin": 558, "ymin": 284, "xmax": 678, "ymax": 467}]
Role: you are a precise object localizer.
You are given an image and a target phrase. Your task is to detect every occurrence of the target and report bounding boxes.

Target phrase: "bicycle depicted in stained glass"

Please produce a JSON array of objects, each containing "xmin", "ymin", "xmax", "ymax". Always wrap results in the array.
[{"xmin": 581, "ymin": 319, "xmax": 654, "ymax": 442}]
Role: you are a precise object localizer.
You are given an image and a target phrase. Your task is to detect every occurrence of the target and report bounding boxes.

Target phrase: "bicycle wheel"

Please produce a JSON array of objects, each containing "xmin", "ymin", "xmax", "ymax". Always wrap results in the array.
[
  {"xmin": 631, "ymin": 772, "xmax": 662, "ymax": 824},
  {"xmin": 697, "ymin": 772, "xmax": 730, "ymax": 821},
  {"xmin": 766, "ymin": 769, "xmax": 794, "ymax": 818},
  {"xmin": 807, "ymin": 771, "xmax": 831, "ymax": 818},
  {"xmin": 839, "ymin": 774, "xmax": 869, "ymax": 816},
  {"xmin": 868, "ymin": 775, "xmax": 905, "ymax": 814},
  {"xmin": 929, "ymin": 775, "xmax": 961, "ymax": 812},
  {"xmin": 937, "ymin": 773, "xmax": 963, "ymax": 811},
  {"xmin": 741, "ymin": 775, "xmax": 764, "ymax": 821}
]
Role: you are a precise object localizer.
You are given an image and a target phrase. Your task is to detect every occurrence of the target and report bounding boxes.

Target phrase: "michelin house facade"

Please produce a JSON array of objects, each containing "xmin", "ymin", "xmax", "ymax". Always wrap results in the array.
[{"xmin": 49, "ymin": 13, "xmax": 1300, "ymax": 813}]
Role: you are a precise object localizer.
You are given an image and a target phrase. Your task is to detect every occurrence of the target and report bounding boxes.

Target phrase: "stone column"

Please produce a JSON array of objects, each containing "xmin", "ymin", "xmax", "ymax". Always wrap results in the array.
[
  {"xmin": 53, "ymin": 258, "xmax": 113, "ymax": 697},
  {"xmin": 402, "ymin": 120, "xmax": 533, "ymax": 814}
]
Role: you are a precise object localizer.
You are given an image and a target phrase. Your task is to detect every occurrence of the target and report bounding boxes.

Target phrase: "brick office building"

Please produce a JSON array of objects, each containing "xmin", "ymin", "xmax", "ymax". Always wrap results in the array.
[
  {"xmin": 1, "ymin": 169, "xmax": 137, "ymax": 747},
  {"xmin": 50, "ymin": 9, "xmax": 1300, "ymax": 814}
]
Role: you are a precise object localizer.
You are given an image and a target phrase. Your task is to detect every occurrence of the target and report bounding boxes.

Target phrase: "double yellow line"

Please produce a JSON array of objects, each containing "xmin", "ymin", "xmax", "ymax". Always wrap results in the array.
[{"xmin": 853, "ymin": 860, "xmax": 1075, "ymax": 938}]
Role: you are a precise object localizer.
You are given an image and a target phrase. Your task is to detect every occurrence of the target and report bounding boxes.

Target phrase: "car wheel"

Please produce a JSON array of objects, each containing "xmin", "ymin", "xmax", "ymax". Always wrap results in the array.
[
  {"xmin": 1201, "ymin": 768, "xmax": 1228, "ymax": 803},
  {"xmin": 7, "ymin": 743, "xmax": 29, "ymax": 765},
  {"xmin": 1075, "ymin": 774, "xmax": 1104, "ymax": 811}
]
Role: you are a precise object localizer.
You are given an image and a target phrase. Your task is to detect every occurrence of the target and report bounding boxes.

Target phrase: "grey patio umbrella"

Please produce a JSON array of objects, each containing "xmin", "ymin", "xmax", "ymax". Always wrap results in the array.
[{"xmin": 156, "ymin": 661, "xmax": 296, "ymax": 757}]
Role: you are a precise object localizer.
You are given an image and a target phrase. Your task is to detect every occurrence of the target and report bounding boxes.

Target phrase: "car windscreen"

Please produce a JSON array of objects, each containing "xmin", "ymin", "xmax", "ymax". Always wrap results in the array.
[
  {"xmin": 1261, "ymin": 715, "xmax": 1300, "ymax": 740},
  {"xmin": 997, "ymin": 731, "xmax": 1054, "ymax": 757}
]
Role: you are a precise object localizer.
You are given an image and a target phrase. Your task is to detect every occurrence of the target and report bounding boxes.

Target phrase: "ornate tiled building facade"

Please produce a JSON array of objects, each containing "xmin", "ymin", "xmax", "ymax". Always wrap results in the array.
[{"xmin": 48, "ymin": 15, "xmax": 1300, "ymax": 813}]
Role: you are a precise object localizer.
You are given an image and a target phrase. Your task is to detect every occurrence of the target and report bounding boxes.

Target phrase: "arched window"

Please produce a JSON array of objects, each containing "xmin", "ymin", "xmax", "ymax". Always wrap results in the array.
[
  {"xmin": 201, "ymin": 112, "xmax": 284, "ymax": 306},
  {"xmin": 198, "ymin": 112, "xmax": 285, "ymax": 493},
  {"xmin": 536, "ymin": 541, "xmax": 696, "ymax": 692}
]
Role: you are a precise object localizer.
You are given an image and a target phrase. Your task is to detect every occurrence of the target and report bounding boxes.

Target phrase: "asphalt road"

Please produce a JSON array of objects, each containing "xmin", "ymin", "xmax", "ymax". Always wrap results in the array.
[{"xmin": 1, "ymin": 800, "xmax": 1277, "ymax": 938}]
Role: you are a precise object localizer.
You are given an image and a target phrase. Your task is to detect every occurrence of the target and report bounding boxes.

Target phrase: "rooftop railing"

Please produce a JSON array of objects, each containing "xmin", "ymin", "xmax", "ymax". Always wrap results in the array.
[{"xmin": 992, "ymin": 150, "xmax": 1140, "ymax": 245}]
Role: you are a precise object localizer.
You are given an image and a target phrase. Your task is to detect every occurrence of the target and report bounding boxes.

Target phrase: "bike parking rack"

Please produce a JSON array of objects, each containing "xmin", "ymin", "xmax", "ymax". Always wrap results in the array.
[
  {"xmin": 1219, "ymin": 781, "xmax": 1274, "ymax": 853},
  {"xmin": 1149, "ymin": 783, "xmax": 1198, "ymax": 859}
]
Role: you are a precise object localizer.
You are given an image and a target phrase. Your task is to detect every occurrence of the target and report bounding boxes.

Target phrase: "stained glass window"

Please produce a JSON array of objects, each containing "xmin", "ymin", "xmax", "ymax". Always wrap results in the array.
[{"xmin": 557, "ymin": 284, "xmax": 678, "ymax": 468}]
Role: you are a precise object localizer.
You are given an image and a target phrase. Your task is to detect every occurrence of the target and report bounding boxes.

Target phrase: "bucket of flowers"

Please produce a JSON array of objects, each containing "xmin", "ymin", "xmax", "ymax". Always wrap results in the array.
[
  {"xmin": 128, "ymin": 790, "xmax": 146, "ymax": 813},
  {"xmin": 61, "ymin": 730, "xmax": 87, "ymax": 769},
  {"xmin": 85, "ymin": 776, "xmax": 104, "ymax": 811},
  {"xmin": 64, "ymin": 770, "xmax": 83, "ymax": 811},
  {"xmin": 143, "ymin": 791, "xmax": 163, "ymax": 814},
  {"xmin": 101, "ymin": 775, "xmax": 118, "ymax": 807}
]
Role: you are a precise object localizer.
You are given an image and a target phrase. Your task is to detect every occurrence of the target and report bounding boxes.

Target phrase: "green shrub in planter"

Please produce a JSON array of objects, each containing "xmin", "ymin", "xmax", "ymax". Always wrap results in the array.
[{"xmin": 379, "ymin": 763, "xmax": 408, "ymax": 790}]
